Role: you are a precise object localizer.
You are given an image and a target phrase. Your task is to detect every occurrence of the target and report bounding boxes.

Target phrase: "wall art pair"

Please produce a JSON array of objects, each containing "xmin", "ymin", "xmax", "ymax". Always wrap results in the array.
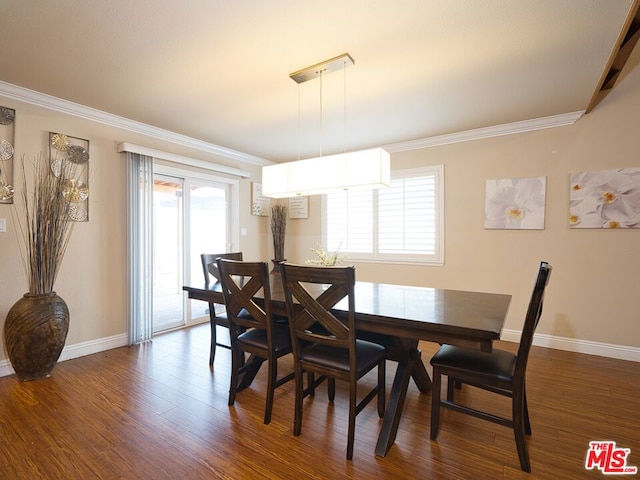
[{"xmin": 484, "ymin": 168, "xmax": 640, "ymax": 229}]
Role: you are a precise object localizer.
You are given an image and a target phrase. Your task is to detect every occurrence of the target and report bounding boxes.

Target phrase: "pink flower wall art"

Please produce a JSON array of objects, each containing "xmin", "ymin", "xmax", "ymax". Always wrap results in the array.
[
  {"xmin": 569, "ymin": 168, "xmax": 640, "ymax": 228},
  {"xmin": 485, "ymin": 177, "xmax": 546, "ymax": 229}
]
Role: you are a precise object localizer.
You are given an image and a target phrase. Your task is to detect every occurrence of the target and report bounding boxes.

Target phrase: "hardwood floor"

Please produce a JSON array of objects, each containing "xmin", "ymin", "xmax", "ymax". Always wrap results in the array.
[{"xmin": 0, "ymin": 323, "xmax": 638, "ymax": 479}]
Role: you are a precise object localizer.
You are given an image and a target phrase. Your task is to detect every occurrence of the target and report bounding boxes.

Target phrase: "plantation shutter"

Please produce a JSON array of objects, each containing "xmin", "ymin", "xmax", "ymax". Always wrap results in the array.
[{"xmin": 325, "ymin": 166, "xmax": 443, "ymax": 264}]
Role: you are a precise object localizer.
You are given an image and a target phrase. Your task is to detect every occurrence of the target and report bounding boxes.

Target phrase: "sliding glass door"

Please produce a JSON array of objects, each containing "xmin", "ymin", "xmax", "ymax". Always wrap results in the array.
[
  {"xmin": 152, "ymin": 173, "xmax": 229, "ymax": 333},
  {"xmin": 152, "ymin": 175, "xmax": 184, "ymax": 332},
  {"xmin": 188, "ymin": 182, "xmax": 228, "ymax": 321}
]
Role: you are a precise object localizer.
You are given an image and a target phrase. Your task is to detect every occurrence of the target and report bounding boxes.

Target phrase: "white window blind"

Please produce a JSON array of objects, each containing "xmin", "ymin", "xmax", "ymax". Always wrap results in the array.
[{"xmin": 325, "ymin": 166, "xmax": 443, "ymax": 265}]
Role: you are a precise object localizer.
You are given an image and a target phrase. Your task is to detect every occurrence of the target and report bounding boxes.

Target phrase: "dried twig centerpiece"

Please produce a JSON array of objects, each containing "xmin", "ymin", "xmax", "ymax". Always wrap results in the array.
[{"xmin": 271, "ymin": 204, "xmax": 287, "ymax": 262}]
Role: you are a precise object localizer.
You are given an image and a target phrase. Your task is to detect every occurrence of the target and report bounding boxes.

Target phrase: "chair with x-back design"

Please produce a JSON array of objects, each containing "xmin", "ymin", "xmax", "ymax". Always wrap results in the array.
[
  {"xmin": 217, "ymin": 258, "xmax": 294, "ymax": 424},
  {"xmin": 281, "ymin": 263, "xmax": 386, "ymax": 460}
]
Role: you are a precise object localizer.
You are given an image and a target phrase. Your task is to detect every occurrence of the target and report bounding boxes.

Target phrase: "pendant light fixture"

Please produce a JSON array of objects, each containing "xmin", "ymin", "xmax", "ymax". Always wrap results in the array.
[{"xmin": 262, "ymin": 53, "xmax": 390, "ymax": 198}]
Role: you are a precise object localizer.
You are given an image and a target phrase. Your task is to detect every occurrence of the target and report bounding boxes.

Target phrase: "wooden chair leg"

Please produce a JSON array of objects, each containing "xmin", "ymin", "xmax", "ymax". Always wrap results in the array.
[
  {"xmin": 293, "ymin": 367, "xmax": 304, "ymax": 436},
  {"xmin": 264, "ymin": 357, "xmax": 276, "ymax": 425},
  {"xmin": 377, "ymin": 360, "xmax": 385, "ymax": 417},
  {"xmin": 228, "ymin": 347, "xmax": 241, "ymax": 406},
  {"xmin": 307, "ymin": 372, "xmax": 315, "ymax": 396},
  {"xmin": 209, "ymin": 306, "xmax": 217, "ymax": 365},
  {"xmin": 523, "ymin": 386, "xmax": 531, "ymax": 435},
  {"xmin": 446, "ymin": 376, "xmax": 456, "ymax": 401},
  {"xmin": 328, "ymin": 378, "xmax": 336, "ymax": 402},
  {"xmin": 513, "ymin": 389, "xmax": 531, "ymax": 472},
  {"xmin": 430, "ymin": 367, "xmax": 442, "ymax": 440},
  {"xmin": 347, "ymin": 383, "xmax": 356, "ymax": 460}
]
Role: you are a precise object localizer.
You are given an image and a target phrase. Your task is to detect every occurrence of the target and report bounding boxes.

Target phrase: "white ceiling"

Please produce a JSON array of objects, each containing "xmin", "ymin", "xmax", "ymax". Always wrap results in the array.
[{"xmin": 0, "ymin": 0, "xmax": 636, "ymax": 163}]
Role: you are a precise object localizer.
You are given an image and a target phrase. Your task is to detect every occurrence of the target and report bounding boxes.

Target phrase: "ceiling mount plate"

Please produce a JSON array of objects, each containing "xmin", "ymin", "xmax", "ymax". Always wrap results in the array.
[{"xmin": 289, "ymin": 53, "xmax": 354, "ymax": 84}]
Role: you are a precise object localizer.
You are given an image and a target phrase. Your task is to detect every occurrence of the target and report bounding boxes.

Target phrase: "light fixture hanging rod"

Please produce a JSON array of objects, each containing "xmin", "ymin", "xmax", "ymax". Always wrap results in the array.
[{"xmin": 289, "ymin": 53, "xmax": 354, "ymax": 84}]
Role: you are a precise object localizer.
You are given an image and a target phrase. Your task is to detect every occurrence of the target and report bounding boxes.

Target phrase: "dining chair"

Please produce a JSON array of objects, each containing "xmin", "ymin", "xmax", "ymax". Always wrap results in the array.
[
  {"xmin": 217, "ymin": 258, "xmax": 294, "ymax": 425},
  {"xmin": 281, "ymin": 263, "xmax": 386, "ymax": 460},
  {"xmin": 200, "ymin": 252, "xmax": 243, "ymax": 365},
  {"xmin": 429, "ymin": 261, "xmax": 552, "ymax": 472}
]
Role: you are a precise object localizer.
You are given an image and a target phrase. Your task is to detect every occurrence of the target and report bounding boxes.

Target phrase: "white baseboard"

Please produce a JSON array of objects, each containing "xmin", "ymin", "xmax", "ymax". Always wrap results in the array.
[
  {"xmin": 58, "ymin": 333, "xmax": 129, "ymax": 361},
  {"xmin": 0, "ymin": 333, "xmax": 128, "ymax": 378},
  {"xmin": 2, "ymin": 330, "xmax": 637, "ymax": 378},
  {"xmin": 501, "ymin": 329, "xmax": 640, "ymax": 362}
]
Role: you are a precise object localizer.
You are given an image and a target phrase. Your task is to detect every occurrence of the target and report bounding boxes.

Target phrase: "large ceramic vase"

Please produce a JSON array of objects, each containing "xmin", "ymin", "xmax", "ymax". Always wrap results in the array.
[{"xmin": 4, "ymin": 292, "xmax": 70, "ymax": 381}]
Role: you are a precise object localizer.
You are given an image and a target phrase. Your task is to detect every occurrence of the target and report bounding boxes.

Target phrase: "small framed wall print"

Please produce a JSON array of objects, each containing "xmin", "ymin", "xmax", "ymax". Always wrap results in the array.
[
  {"xmin": 289, "ymin": 195, "xmax": 308, "ymax": 219},
  {"xmin": 484, "ymin": 177, "xmax": 546, "ymax": 230},
  {"xmin": 252, "ymin": 182, "xmax": 270, "ymax": 216}
]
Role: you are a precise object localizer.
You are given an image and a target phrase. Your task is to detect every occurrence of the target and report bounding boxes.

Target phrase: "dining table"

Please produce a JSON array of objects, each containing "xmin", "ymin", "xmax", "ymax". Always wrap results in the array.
[{"xmin": 183, "ymin": 276, "xmax": 511, "ymax": 457}]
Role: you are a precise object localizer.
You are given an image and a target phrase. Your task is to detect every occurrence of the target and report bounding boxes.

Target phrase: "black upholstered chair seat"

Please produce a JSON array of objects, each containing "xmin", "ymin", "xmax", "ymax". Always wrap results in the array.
[
  {"xmin": 300, "ymin": 340, "xmax": 386, "ymax": 373},
  {"xmin": 273, "ymin": 314, "xmax": 289, "ymax": 324},
  {"xmin": 238, "ymin": 324, "xmax": 292, "ymax": 354},
  {"xmin": 431, "ymin": 344, "xmax": 517, "ymax": 385}
]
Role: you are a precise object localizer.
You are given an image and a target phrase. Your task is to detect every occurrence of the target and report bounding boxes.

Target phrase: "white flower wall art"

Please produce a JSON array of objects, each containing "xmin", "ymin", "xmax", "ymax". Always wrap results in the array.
[
  {"xmin": 485, "ymin": 177, "xmax": 546, "ymax": 229},
  {"xmin": 569, "ymin": 168, "xmax": 640, "ymax": 228}
]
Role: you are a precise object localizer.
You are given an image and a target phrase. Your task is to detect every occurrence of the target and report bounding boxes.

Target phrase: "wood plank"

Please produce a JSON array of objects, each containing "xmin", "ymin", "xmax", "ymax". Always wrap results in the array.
[{"xmin": 0, "ymin": 325, "xmax": 638, "ymax": 479}]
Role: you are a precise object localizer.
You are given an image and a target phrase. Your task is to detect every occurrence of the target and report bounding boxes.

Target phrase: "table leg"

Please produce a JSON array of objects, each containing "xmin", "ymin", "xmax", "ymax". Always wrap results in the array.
[
  {"xmin": 375, "ymin": 346, "xmax": 420, "ymax": 457},
  {"xmin": 383, "ymin": 335, "xmax": 431, "ymax": 393},
  {"xmin": 237, "ymin": 354, "xmax": 264, "ymax": 391},
  {"xmin": 410, "ymin": 353, "xmax": 431, "ymax": 393}
]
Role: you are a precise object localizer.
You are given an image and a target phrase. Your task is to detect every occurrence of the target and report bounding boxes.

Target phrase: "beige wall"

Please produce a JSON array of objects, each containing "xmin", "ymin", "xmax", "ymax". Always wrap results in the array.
[
  {"xmin": 0, "ymin": 96, "xmax": 267, "ymax": 364},
  {"xmin": 1, "ymin": 51, "xmax": 639, "ymax": 368},
  {"xmin": 285, "ymin": 56, "xmax": 640, "ymax": 352}
]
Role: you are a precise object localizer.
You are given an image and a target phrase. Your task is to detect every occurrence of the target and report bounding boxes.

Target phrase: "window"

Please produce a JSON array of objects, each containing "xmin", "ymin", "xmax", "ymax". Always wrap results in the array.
[{"xmin": 324, "ymin": 166, "xmax": 443, "ymax": 265}]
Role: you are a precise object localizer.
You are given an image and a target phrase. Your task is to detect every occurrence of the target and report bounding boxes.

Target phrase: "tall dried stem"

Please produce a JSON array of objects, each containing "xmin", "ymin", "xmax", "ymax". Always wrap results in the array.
[
  {"xmin": 271, "ymin": 204, "xmax": 287, "ymax": 261},
  {"xmin": 12, "ymin": 154, "xmax": 75, "ymax": 295}
]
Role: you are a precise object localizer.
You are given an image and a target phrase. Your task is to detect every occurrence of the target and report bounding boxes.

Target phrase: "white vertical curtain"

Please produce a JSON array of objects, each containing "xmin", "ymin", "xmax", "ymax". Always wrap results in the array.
[{"xmin": 127, "ymin": 152, "xmax": 154, "ymax": 344}]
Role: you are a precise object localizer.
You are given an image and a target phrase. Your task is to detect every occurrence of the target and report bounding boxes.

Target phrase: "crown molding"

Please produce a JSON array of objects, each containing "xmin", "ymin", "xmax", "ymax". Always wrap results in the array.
[
  {"xmin": 0, "ymin": 80, "xmax": 272, "ymax": 167},
  {"xmin": 1, "ymin": 80, "xmax": 585, "ymax": 162},
  {"xmin": 384, "ymin": 111, "xmax": 585, "ymax": 152}
]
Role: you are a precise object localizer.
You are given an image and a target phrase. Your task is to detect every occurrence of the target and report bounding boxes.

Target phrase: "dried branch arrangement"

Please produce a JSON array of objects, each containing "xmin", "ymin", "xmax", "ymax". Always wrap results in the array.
[
  {"xmin": 271, "ymin": 204, "xmax": 287, "ymax": 261},
  {"xmin": 12, "ymin": 154, "xmax": 75, "ymax": 294}
]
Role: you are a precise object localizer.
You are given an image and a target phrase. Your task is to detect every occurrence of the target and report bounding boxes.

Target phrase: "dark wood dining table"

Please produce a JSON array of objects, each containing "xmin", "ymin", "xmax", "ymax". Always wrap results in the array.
[{"xmin": 183, "ymin": 277, "xmax": 511, "ymax": 457}]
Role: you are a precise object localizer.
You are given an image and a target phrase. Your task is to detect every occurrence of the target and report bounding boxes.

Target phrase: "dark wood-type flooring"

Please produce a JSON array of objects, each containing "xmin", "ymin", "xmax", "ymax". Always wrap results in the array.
[{"xmin": 0, "ymin": 323, "xmax": 638, "ymax": 479}]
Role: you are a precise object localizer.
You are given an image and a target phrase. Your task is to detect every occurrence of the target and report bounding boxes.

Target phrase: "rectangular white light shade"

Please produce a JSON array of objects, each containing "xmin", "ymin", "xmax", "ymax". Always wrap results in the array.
[{"xmin": 261, "ymin": 148, "xmax": 390, "ymax": 198}]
